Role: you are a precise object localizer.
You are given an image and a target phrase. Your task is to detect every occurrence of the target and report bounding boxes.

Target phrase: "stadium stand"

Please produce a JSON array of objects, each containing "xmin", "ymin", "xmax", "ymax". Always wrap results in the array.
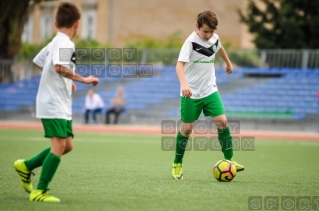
[{"xmin": 0, "ymin": 66, "xmax": 319, "ymax": 122}]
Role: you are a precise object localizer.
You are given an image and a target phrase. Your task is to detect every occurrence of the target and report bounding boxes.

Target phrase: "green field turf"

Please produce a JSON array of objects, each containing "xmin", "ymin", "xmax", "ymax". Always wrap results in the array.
[{"xmin": 0, "ymin": 128, "xmax": 319, "ymax": 211}]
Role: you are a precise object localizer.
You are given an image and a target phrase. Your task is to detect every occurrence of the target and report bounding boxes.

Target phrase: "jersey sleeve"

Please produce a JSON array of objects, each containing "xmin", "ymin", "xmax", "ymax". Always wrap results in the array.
[
  {"xmin": 177, "ymin": 40, "xmax": 192, "ymax": 63},
  {"xmin": 52, "ymin": 41, "xmax": 76, "ymax": 69},
  {"xmin": 215, "ymin": 34, "xmax": 222, "ymax": 52},
  {"xmin": 33, "ymin": 45, "xmax": 48, "ymax": 67}
]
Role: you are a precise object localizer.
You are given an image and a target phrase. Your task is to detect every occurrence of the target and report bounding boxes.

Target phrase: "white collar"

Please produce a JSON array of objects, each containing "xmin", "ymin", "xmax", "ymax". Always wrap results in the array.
[{"xmin": 56, "ymin": 31, "xmax": 71, "ymax": 40}]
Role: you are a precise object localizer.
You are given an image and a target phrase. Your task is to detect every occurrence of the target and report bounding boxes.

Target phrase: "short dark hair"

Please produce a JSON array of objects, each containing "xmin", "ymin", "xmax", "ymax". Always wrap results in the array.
[
  {"xmin": 197, "ymin": 11, "xmax": 218, "ymax": 30},
  {"xmin": 56, "ymin": 2, "xmax": 81, "ymax": 28}
]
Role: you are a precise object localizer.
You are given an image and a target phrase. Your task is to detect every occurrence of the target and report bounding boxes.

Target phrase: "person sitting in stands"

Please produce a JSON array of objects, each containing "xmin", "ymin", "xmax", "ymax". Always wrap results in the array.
[
  {"xmin": 105, "ymin": 87, "xmax": 126, "ymax": 124},
  {"xmin": 84, "ymin": 89, "xmax": 104, "ymax": 124}
]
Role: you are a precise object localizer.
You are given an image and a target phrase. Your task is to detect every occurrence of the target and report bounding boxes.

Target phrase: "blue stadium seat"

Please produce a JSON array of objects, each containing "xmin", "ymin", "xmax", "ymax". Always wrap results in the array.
[{"xmin": 1, "ymin": 67, "xmax": 318, "ymax": 118}]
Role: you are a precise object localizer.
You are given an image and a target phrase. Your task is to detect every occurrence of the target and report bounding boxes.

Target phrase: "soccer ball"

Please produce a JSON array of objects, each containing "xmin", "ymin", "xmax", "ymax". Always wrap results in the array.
[{"xmin": 213, "ymin": 159, "xmax": 237, "ymax": 182}]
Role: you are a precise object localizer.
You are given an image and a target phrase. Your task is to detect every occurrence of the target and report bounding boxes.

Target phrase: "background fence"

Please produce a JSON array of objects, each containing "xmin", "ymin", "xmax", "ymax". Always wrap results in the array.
[{"xmin": 2, "ymin": 49, "xmax": 318, "ymax": 83}]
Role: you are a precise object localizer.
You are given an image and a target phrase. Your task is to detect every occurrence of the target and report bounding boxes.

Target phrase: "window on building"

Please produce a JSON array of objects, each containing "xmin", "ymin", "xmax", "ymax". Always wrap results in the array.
[
  {"xmin": 82, "ymin": 10, "xmax": 97, "ymax": 40},
  {"xmin": 87, "ymin": 16, "xmax": 94, "ymax": 39},
  {"xmin": 41, "ymin": 15, "xmax": 52, "ymax": 41},
  {"xmin": 22, "ymin": 16, "xmax": 33, "ymax": 43}
]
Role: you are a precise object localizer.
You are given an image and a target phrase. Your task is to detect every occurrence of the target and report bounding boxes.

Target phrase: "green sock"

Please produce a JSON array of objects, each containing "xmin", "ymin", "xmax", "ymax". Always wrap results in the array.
[
  {"xmin": 174, "ymin": 131, "xmax": 189, "ymax": 164},
  {"xmin": 24, "ymin": 147, "xmax": 51, "ymax": 171},
  {"xmin": 218, "ymin": 127, "xmax": 233, "ymax": 160},
  {"xmin": 37, "ymin": 152, "xmax": 61, "ymax": 190}
]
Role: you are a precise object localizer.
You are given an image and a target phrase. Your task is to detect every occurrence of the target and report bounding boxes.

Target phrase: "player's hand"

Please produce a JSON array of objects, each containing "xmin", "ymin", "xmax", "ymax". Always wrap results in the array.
[
  {"xmin": 72, "ymin": 82, "xmax": 77, "ymax": 93},
  {"xmin": 225, "ymin": 64, "xmax": 233, "ymax": 74},
  {"xmin": 84, "ymin": 76, "xmax": 99, "ymax": 86},
  {"xmin": 182, "ymin": 84, "xmax": 192, "ymax": 98}
]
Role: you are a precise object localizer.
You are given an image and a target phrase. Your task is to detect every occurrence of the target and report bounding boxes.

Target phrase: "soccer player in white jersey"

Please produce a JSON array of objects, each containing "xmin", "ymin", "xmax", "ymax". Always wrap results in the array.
[
  {"xmin": 172, "ymin": 11, "xmax": 245, "ymax": 180},
  {"xmin": 13, "ymin": 2, "xmax": 99, "ymax": 202}
]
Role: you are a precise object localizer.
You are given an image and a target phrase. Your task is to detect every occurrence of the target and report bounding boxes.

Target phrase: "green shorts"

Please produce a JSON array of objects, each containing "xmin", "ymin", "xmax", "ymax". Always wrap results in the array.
[
  {"xmin": 41, "ymin": 119, "xmax": 74, "ymax": 138},
  {"xmin": 180, "ymin": 91, "xmax": 225, "ymax": 123}
]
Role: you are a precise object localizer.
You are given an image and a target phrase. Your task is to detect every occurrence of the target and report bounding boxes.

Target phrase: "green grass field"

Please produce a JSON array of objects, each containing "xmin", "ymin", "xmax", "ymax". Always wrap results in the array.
[{"xmin": 0, "ymin": 128, "xmax": 319, "ymax": 211}]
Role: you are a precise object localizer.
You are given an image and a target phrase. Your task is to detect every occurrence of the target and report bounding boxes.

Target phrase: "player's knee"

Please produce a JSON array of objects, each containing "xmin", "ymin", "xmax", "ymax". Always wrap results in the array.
[
  {"xmin": 180, "ymin": 131, "xmax": 189, "ymax": 137},
  {"xmin": 63, "ymin": 145, "xmax": 73, "ymax": 154},
  {"xmin": 180, "ymin": 123, "xmax": 193, "ymax": 136},
  {"xmin": 52, "ymin": 143, "xmax": 67, "ymax": 155},
  {"xmin": 216, "ymin": 121, "xmax": 228, "ymax": 129},
  {"xmin": 63, "ymin": 140, "xmax": 74, "ymax": 154}
]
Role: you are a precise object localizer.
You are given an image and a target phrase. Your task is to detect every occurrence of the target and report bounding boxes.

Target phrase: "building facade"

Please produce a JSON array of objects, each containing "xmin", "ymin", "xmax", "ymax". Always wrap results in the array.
[{"xmin": 22, "ymin": 0, "xmax": 254, "ymax": 48}]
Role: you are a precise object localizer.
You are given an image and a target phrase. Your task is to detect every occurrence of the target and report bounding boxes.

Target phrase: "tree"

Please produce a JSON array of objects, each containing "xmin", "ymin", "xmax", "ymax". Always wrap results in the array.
[
  {"xmin": 0, "ymin": 0, "xmax": 42, "ymax": 83},
  {"xmin": 238, "ymin": 0, "xmax": 319, "ymax": 49}
]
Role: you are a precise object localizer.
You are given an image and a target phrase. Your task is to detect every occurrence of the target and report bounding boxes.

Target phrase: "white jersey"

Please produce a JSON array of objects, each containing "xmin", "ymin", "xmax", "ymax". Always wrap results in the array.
[
  {"xmin": 177, "ymin": 31, "xmax": 222, "ymax": 99},
  {"xmin": 33, "ymin": 32, "xmax": 76, "ymax": 120},
  {"xmin": 85, "ymin": 94, "xmax": 105, "ymax": 110}
]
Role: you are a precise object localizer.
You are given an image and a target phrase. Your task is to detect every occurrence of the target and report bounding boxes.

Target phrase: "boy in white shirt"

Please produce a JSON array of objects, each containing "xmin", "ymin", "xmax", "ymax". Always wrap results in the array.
[
  {"xmin": 13, "ymin": 2, "xmax": 99, "ymax": 202},
  {"xmin": 172, "ymin": 10, "xmax": 244, "ymax": 180}
]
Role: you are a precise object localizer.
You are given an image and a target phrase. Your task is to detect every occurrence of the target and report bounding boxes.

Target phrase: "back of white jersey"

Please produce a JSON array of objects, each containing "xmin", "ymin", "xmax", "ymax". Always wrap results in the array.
[
  {"xmin": 178, "ymin": 32, "xmax": 222, "ymax": 99},
  {"xmin": 33, "ymin": 32, "xmax": 76, "ymax": 120}
]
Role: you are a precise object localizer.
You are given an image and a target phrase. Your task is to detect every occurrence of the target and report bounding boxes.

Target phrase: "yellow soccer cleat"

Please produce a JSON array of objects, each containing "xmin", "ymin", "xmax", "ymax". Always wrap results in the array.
[
  {"xmin": 30, "ymin": 190, "xmax": 60, "ymax": 202},
  {"xmin": 172, "ymin": 163, "xmax": 183, "ymax": 180},
  {"xmin": 230, "ymin": 159, "xmax": 245, "ymax": 172},
  {"xmin": 13, "ymin": 159, "xmax": 34, "ymax": 193}
]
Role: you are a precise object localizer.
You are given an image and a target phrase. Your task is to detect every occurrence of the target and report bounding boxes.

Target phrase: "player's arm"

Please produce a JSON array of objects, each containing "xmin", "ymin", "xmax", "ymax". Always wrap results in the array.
[
  {"xmin": 217, "ymin": 46, "xmax": 233, "ymax": 74},
  {"xmin": 33, "ymin": 45, "xmax": 48, "ymax": 72},
  {"xmin": 72, "ymin": 82, "xmax": 77, "ymax": 93},
  {"xmin": 176, "ymin": 61, "xmax": 192, "ymax": 98},
  {"xmin": 55, "ymin": 65, "xmax": 99, "ymax": 85},
  {"xmin": 33, "ymin": 63, "xmax": 43, "ymax": 71}
]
